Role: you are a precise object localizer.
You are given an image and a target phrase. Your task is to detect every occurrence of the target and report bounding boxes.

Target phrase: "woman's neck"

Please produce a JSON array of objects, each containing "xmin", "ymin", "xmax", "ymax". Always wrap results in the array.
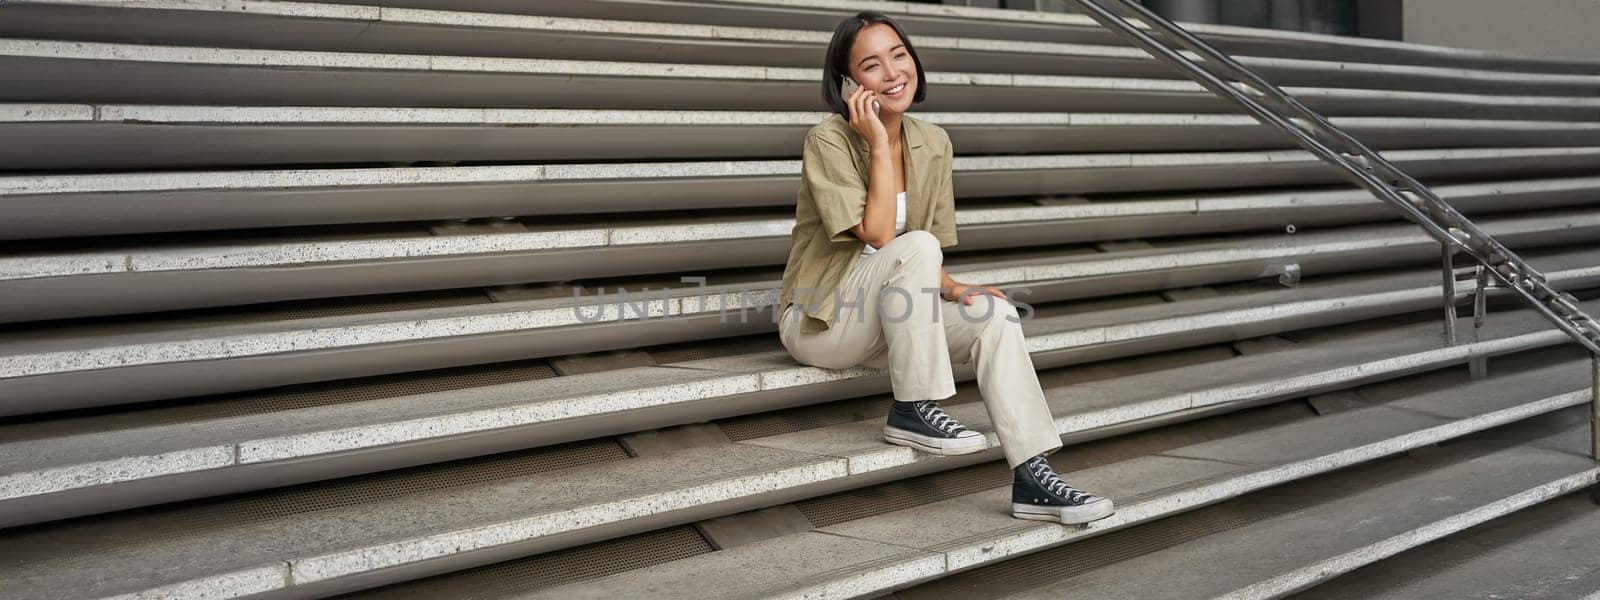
[{"xmin": 880, "ymin": 111, "xmax": 905, "ymax": 148}]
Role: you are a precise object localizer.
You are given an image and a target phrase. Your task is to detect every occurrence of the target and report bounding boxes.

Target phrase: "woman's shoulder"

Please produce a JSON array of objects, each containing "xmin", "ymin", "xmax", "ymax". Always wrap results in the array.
[
  {"xmin": 905, "ymin": 114, "xmax": 952, "ymax": 150},
  {"xmin": 807, "ymin": 113, "xmax": 852, "ymax": 142}
]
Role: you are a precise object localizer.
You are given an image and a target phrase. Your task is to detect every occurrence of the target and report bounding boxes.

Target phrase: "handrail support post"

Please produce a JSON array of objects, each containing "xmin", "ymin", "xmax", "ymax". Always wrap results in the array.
[
  {"xmin": 1441, "ymin": 242, "xmax": 1459, "ymax": 345},
  {"xmin": 1469, "ymin": 265, "xmax": 1491, "ymax": 380},
  {"xmin": 1591, "ymin": 353, "xmax": 1598, "ymax": 462}
]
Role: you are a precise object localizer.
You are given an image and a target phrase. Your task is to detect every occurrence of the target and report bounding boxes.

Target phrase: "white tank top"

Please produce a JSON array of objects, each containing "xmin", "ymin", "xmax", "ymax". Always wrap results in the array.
[{"xmin": 861, "ymin": 191, "xmax": 908, "ymax": 256}]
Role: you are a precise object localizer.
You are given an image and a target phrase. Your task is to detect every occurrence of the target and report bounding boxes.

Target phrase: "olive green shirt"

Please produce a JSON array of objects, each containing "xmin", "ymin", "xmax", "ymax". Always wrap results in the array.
[{"xmin": 779, "ymin": 112, "xmax": 958, "ymax": 334}]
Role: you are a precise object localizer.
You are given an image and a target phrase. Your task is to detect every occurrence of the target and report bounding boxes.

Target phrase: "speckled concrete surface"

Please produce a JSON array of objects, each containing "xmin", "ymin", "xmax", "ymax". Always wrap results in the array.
[
  {"xmin": 0, "ymin": 364, "xmax": 731, "ymax": 478},
  {"xmin": 0, "ymin": 103, "xmax": 93, "ymax": 121},
  {"xmin": 0, "ymin": 319, "xmax": 1590, "ymax": 599},
  {"xmin": 19, "ymin": 0, "xmax": 1600, "ymax": 93},
  {"xmin": 906, "ymin": 384, "xmax": 1588, "ymax": 576},
  {"xmin": 0, "ymin": 257, "xmax": 1587, "ymax": 390},
  {"xmin": 1023, "ymin": 258, "xmax": 1597, "ymax": 355},
  {"xmin": 5, "ymin": 37, "xmax": 1600, "ymax": 118},
  {"xmin": 237, "ymin": 372, "xmax": 768, "ymax": 464},
  {"xmin": 5, "ymin": 249, "xmax": 1599, "ymax": 395},
  {"xmin": 0, "ymin": 305, "xmax": 1567, "ymax": 505},
  {"xmin": 1001, "ymin": 446, "xmax": 1599, "ymax": 600},
  {"xmin": 87, "ymin": 105, "xmax": 826, "ymax": 125},
  {"xmin": 512, "ymin": 531, "xmax": 945, "ymax": 600},
  {"xmin": 5, "ymin": 146, "xmax": 1597, "ymax": 198},
  {"xmin": 0, "ymin": 443, "xmax": 843, "ymax": 599},
  {"xmin": 1292, "ymin": 493, "xmax": 1600, "ymax": 600},
  {"xmin": 7, "ymin": 208, "xmax": 1595, "ymax": 282},
  {"xmin": 505, "ymin": 382, "xmax": 1594, "ymax": 599}
]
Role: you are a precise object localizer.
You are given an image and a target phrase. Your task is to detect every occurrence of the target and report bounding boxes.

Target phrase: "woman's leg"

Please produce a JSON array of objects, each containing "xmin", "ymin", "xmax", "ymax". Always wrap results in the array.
[
  {"xmin": 781, "ymin": 230, "xmax": 957, "ymax": 402},
  {"xmin": 942, "ymin": 293, "xmax": 1115, "ymax": 524},
  {"xmin": 940, "ymin": 293, "xmax": 1063, "ymax": 469}
]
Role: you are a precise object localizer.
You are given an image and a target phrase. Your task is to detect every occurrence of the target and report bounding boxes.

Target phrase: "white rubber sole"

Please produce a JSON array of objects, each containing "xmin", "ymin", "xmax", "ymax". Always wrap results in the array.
[
  {"xmin": 883, "ymin": 426, "xmax": 988, "ymax": 456},
  {"xmin": 1012, "ymin": 498, "xmax": 1117, "ymax": 525}
]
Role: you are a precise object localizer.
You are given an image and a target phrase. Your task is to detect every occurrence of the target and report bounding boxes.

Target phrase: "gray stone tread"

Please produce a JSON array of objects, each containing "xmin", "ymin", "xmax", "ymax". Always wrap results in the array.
[
  {"xmin": 5, "ymin": 151, "xmax": 1595, "ymax": 196},
  {"xmin": 517, "ymin": 365, "xmax": 1596, "ymax": 599},
  {"xmin": 4, "ymin": 266, "xmax": 1595, "ymax": 500},
  {"xmin": 1028, "ymin": 248, "xmax": 1600, "ymax": 334},
  {"xmin": 13, "ymin": 243, "xmax": 1593, "ymax": 368},
  {"xmin": 557, "ymin": 0, "xmax": 1600, "ymax": 73},
  {"xmin": 7, "ymin": 105, "xmax": 1600, "ymax": 128},
  {"xmin": 0, "ymin": 442, "xmax": 840, "ymax": 600},
  {"xmin": 5, "ymin": 202, "xmax": 1593, "ymax": 280},
  {"xmin": 1000, "ymin": 435, "xmax": 1597, "ymax": 600},
  {"xmin": 5, "ymin": 36, "xmax": 1597, "ymax": 108},
  {"xmin": 9, "ymin": 0, "xmax": 1598, "ymax": 92},
  {"xmin": 509, "ymin": 531, "xmax": 944, "ymax": 600},
  {"xmin": 0, "ymin": 364, "xmax": 736, "ymax": 476},
  {"xmin": 810, "ymin": 363, "xmax": 1590, "ymax": 557},
  {"xmin": 1290, "ymin": 493, "xmax": 1600, "ymax": 600},
  {"xmin": 1, "ymin": 298, "xmax": 1567, "ymax": 503},
  {"xmin": 1162, "ymin": 362, "xmax": 1595, "ymax": 466},
  {"xmin": 3, "ymin": 333, "xmax": 1589, "ymax": 598}
]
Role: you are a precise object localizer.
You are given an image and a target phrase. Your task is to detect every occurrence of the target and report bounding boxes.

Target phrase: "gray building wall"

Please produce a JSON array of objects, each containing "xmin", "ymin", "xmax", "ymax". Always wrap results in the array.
[{"xmin": 1402, "ymin": 0, "xmax": 1600, "ymax": 60}]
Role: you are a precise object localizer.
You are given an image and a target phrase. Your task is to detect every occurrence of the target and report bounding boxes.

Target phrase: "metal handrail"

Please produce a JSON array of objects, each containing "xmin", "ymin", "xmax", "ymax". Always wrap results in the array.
[{"xmin": 1066, "ymin": 0, "xmax": 1600, "ymax": 460}]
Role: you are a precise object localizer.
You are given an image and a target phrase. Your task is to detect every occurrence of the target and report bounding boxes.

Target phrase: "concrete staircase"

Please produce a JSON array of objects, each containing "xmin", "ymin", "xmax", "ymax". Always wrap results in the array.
[{"xmin": 0, "ymin": 1, "xmax": 1596, "ymax": 598}]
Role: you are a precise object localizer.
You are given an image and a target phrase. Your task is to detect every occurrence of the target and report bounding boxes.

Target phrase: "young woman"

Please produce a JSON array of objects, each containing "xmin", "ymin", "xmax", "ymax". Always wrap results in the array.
[{"xmin": 776, "ymin": 11, "xmax": 1115, "ymax": 526}]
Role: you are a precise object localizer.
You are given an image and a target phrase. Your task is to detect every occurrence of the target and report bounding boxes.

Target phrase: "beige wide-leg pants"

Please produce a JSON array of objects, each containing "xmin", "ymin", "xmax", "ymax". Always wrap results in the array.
[{"xmin": 779, "ymin": 230, "xmax": 1062, "ymax": 469}]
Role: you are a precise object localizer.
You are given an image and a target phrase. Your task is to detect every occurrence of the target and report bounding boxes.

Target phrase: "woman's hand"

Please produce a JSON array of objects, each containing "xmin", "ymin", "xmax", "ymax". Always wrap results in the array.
[
  {"xmin": 942, "ymin": 283, "xmax": 1008, "ymax": 305},
  {"xmin": 846, "ymin": 84, "xmax": 889, "ymax": 149}
]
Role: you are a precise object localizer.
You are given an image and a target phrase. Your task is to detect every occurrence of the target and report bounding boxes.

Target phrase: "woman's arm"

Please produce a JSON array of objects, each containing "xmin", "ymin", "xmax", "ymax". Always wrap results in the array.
[
  {"xmin": 850, "ymin": 136, "xmax": 900, "ymax": 249},
  {"xmin": 931, "ymin": 131, "xmax": 1001, "ymax": 304},
  {"xmin": 940, "ymin": 267, "xmax": 958, "ymax": 298},
  {"xmin": 941, "ymin": 266, "xmax": 1007, "ymax": 304}
]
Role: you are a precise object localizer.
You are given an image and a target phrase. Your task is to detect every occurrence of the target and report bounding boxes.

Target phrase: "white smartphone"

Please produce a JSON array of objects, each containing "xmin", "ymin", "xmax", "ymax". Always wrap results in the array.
[{"xmin": 840, "ymin": 75, "xmax": 879, "ymax": 113}]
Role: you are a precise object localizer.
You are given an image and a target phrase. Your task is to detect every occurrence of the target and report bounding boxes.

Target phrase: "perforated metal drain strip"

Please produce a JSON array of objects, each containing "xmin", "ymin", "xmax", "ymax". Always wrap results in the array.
[
  {"xmin": 335, "ymin": 525, "xmax": 714, "ymax": 600},
  {"xmin": 25, "ymin": 438, "xmax": 629, "ymax": 546}
]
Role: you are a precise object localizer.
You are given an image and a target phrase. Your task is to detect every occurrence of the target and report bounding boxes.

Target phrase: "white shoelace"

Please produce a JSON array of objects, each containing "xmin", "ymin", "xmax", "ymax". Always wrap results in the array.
[
  {"xmin": 915, "ymin": 400, "xmax": 968, "ymax": 436},
  {"xmin": 1028, "ymin": 459, "xmax": 1094, "ymax": 504}
]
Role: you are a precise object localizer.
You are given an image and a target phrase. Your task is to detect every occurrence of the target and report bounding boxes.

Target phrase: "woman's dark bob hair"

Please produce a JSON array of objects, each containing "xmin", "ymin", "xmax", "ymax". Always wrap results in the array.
[{"xmin": 821, "ymin": 11, "xmax": 928, "ymax": 120}]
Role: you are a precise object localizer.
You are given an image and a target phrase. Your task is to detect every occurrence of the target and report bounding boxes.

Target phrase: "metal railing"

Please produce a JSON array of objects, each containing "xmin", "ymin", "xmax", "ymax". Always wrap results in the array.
[{"xmin": 1066, "ymin": 0, "xmax": 1600, "ymax": 460}]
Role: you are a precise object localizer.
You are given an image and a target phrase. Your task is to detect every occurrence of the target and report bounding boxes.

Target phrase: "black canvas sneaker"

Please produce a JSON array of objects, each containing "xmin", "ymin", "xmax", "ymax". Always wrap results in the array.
[
  {"xmin": 1012, "ymin": 455, "xmax": 1115, "ymax": 525},
  {"xmin": 882, "ymin": 400, "xmax": 987, "ymax": 455}
]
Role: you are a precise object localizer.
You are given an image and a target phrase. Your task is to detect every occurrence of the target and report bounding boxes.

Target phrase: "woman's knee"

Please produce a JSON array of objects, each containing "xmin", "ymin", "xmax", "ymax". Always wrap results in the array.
[
  {"xmin": 784, "ymin": 333, "xmax": 863, "ymax": 370},
  {"xmin": 794, "ymin": 347, "xmax": 862, "ymax": 370},
  {"xmin": 887, "ymin": 229, "xmax": 942, "ymax": 260}
]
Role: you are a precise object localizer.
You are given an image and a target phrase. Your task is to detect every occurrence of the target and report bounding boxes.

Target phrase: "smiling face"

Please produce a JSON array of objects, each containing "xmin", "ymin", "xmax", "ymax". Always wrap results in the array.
[{"xmin": 848, "ymin": 23, "xmax": 918, "ymax": 116}]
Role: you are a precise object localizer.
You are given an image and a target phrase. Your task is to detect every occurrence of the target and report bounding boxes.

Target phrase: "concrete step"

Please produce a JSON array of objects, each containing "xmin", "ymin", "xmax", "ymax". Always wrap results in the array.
[
  {"xmin": 3, "ymin": 241, "xmax": 1597, "ymax": 416},
  {"xmin": 2, "ymin": 341, "xmax": 1591, "ymax": 600},
  {"xmin": 1289, "ymin": 489, "xmax": 1600, "ymax": 599},
  {"xmin": 4, "ymin": 298, "xmax": 1584, "ymax": 527},
  {"xmin": 8, "ymin": 202, "xmax": 1600, "ymax": 322},
  {"xmin": 12, "ymin": 106, "xmax": 1600, "ymax": 171},
  {"xmin": 3, "ymin": 39, "xmax": 1599, "ymax": 118},
  {"xmin": 901, "ymin": 415, "xmax": 1600, "ymax": 600},
  {"xmin": 6, "ymin": 145, "xmax": 1598, "ymax": 241},
  {"xmin": 315, "ymin": 0, "xmax": 1600, "ymax": 75},
  {"xmin": 424, "ymin": 364, "xmax": 1599, "ymax": 599},
  {"xmin": 2, "ymin": 1, "xmax": 1595, "ymax": 97}
]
